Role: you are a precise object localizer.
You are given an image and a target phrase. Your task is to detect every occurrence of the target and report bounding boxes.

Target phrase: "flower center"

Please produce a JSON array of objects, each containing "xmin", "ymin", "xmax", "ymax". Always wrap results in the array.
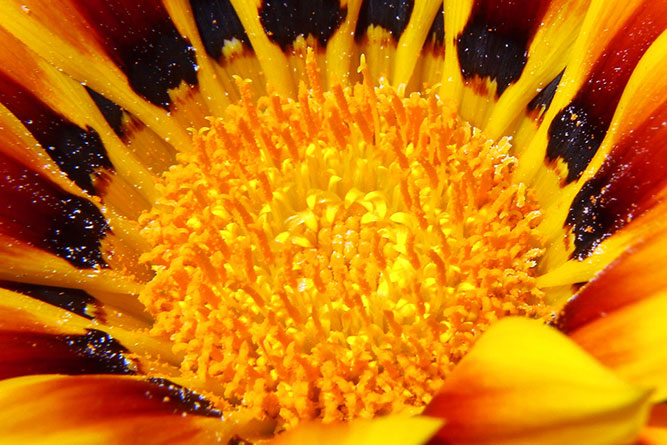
[{"xmin": 138, "ymin": 53, "xmax": 549, "ymax": 429}]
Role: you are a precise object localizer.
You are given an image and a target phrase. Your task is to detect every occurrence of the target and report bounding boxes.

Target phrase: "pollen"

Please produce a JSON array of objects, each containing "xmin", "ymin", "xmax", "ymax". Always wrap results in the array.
[{"xmin": 138, "ymin": 50, "xmax": 549, "ymax": 429}]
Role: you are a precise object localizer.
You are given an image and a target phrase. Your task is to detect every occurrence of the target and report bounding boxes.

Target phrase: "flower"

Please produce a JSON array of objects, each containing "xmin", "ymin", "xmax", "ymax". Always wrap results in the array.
[{"xmin": 0, "ymin": 0, "xmax": 665, "ymax": 443}]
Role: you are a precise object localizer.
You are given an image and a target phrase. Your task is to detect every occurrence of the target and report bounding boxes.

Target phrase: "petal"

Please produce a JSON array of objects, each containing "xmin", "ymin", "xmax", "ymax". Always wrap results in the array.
[
  {"xmin": 0, "ymin": 374, "xmax": 273, "ymax": 444},
  {"xmin": 440, "ymin": 0, "xmax": 589, "ymax": 131},
  {"xmin": 0, "ymin": 149, "xmax": 151, "ymax": 290},
  {"xmin": 534, "ymin": 28, "xmax": 667, "ymax": 298},
  {"xmin": 392, "ymin": 0, "xmax": 444, "ymax": 87},
  {"xmin": 638, "ymin": 404, "xmax": 667, "ymax": 445},
  {"xmin": 0, "ymin": 0, "xmax": 200, "ymax": 147},
  {"xmin": 272, "ymin": 416, "xmax": 443, "ymax": 445},
  {"xmin": 0, "ymin": 288, "xmax": 179, "ymax": 380},
  {"xmin": 517, "ymin": 0, "xmax": 666, "ymax": 186},
  {"xmin": 424, "ymin": 317, "xmax": 652, "ymax": 445},
  {"xmin": 557, "ymin": 229, "xmax": 667, "ymax": 400},
  {"xmin": 0, "ymin": 26, "xmax": 159, "ymax": 209}
]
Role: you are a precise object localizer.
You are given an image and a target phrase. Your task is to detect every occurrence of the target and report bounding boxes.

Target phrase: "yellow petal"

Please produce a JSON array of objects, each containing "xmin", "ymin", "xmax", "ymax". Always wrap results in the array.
[
  {"xmin": 424, "ymin": 317, "xmax": 652, "ymax": 445},
  {"xmin": 272, "ymin": 415, "xmax": 443, "ymax": 445}
]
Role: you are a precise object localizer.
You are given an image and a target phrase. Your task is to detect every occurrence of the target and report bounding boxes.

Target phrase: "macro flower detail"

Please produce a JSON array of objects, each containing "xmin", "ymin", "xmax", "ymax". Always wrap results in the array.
[{"xmin": 0, "ymin": 0, "xmax": 665, "ymax": 444}]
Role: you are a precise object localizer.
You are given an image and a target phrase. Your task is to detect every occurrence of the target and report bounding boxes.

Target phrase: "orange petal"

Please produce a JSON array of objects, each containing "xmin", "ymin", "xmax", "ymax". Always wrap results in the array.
[
  {"xmin": 0, "ymin": 374, "xmax": 272, "ymax": 444},
  {"xmin": 557, "ymin": 228, "xmax": 667, "ymax": 334},
  {"xmin": 272, "ymin": 416, "xmax": 443, "ymax": 445},
  {"xmin": 558, "ymin": 229, "xmax": 667, "ymax": 400},
  {"xmin": 424, "ymin": 317, "xmax": 652, "ymax": 445},
  {"xmin": 638, "ymin": 404, "xmax": 667, "ymax": 445}
]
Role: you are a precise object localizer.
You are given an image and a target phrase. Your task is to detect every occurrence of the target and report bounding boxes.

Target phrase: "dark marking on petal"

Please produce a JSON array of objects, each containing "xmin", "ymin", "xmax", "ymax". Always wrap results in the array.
[
  {"xmin": 259, "ymin": 0, "xmax": 347, "ymax": 51},
  {"xmin": 423, "ymin": 4, "xmax": 444, "ymax": 51},
  {"xmin": 456, "ymin": 0, "xmax": 550, "ymax": 97},
  {"xmin": 190, "ymin": 0, "xmax": 251, "ymax": 61},
  {"xmin": 355, "ymin": 0, "xmax": 415, "ymax": 42},
  {"xmin": 65, "ymin": 330, "xmax": 135, "ymax": 374},
  {"xmin": 72, "ymin": 0, "xmax": 198, "ymax": 110},
  {"xmin": 0, "ymin": 329, "xmax": 134, "ymax": 380},
  {"xmin": 566, "ymin": 107, "xmax": 667, "ymax": 260},
  {"xmin": 50, "ymin": 197, "xmax": 110, "ymax": 269},
  {"xmin": 527, "ymin": 69, "xmax": 564, "ymax": 120},
  {"xmin": 147, "ymin": 378, "xmax": 223, "ymax": 418},
  {"xmin": 86, "ymin": 86, "xmax": 125, "ymax": 139},
  {"xmin": 0, "ymin": 281, "xmax": 97, "ymax": 320},
  {"xmin": 0, "ymin": 152, "xmax": 110, "ymax": 268},
  {"xmin": 0, "ymin": 73, "xmax": 113, "ymax": 196},
  {"xmin": 546, "ymin": 102, "xmax": 606, "ymax": 184},
  {"xmin": 545, "ymin": 6, "xmax": 664, "ymax": 184}
]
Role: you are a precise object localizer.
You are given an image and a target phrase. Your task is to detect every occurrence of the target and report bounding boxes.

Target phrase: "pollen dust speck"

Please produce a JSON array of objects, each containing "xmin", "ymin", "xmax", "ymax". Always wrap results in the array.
[{"xmin": 138, "ymin": 50, "xmax": 550, "ymax": 429}]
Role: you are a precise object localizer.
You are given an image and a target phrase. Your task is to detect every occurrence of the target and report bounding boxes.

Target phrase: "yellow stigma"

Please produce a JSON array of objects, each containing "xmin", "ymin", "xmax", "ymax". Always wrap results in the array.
[{"xmin": 138, "ymin": 52, "xmax": 548, "ymax": 429}]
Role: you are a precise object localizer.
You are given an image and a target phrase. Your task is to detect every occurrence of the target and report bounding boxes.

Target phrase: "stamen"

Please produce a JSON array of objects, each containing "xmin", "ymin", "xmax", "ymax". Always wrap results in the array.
[{"xmin": 139, "ymin": 48, "xmax": 549, "ymax": 429}]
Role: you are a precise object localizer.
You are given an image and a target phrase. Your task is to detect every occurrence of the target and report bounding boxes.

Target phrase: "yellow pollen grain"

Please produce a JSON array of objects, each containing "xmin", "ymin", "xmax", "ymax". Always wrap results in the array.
[{"xmin": 138, "ymin": 49, "xmax": 549, "ymax": 429}]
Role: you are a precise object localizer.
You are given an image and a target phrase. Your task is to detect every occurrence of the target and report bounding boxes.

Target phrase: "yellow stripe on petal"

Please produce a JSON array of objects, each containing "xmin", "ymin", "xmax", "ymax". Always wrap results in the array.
[
  {"xmin": 440, "ymin": 0, "xmax": 474, "ymax": 103},
  {"xmin": 484, "ymin": 0, "xmax": 590, "ymax": 142},
  {"xmin": 325, "ymin": 0, "xmax": 363, "ymax": 85},
  {"xmin": 272, "ymin": 415, "xmax": 443, "ymax": 445},
  {"xmin": 0, "ymin": 0, "xmax": 194, "ymax": 148},
  {"xmin": 229, "ymin": 0, "xmax": 295, "ymax": 97},
  {"xmin": 0, "ymin": 236, "xmax": 141, "ymax": 295},
  {"xmin": 0, "ymin": 103, "xmax": 82, "ymax": 197},
  {"xmin": 393, "ymin": 0, "xmax": 443, "ymax": 87},
  {"xmin": 163, "ymin": 0, "xmax": 233, "ymax": 115},
  {"xmin": 0, "ymin": 288, "xmax": 181, "ymax": 368},
  {"xmin": 425, "ymin": 317, "xmax": 652, "ymax": 445},
  {"xmin": 413, "ymin": 4, "xmax": 444, "ymax": 89}
]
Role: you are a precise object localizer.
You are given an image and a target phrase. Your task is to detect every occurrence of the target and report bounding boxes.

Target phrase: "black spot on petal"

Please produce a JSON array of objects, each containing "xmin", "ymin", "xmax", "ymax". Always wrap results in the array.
[
  {"xmin": 0, "ymin": 281, "xmax": 97, "ymax": 320},
  {"xmin": 147, "ymin": 378, "xmax": 223, "ymax": 417},
  {"xmin": 0, "ymin": 73, "xmax": 113, "ymax": 196},
  {"xmin": 0, "ymin": 153, "xmax": 110, "ymax": 269},
  {"xmin": 546, "ymin": 101, "xmax": 606, "ymax": 183},
  {"xmin": 64, "ymin": 329, "xmax": 135, "ymax": 375},
  {"xmin": 545, "ymin": 6, "xmax": 662, "ymax": 185},
  {"xmin": 260, "ymin": 0, "xmax": 347, "ymax": 51},
  {"xmin": 73, "ymin": 0, "xmax": 198, "ymax": 110},
  {"xmin": 565, "ymin": 176, "xmax": 618, "ymax": 259},
  {"xmin": 456, "ymin": 0, "xmax": 549, "ymax": 97},
  {"xmin": 191, "ymin": 0, "xmax": 251, "ymax": 61},
  {"xmin": 355, "ymin": 0, "xmax": 414, "ymax": 42},
  {"xmin": 527, "ymin": 69, "xmax": 564, "ymax": 116},
  {"xmin": 47, "ymin": 197, "xmax": 110, "ymax": 269},
  {"xmin": 0, "ymin": 329, "xmax": 134, "ymax": 379},
  {"xmin": 565, "ymin": 106, "xmax": 667, "ymax": 260},
  {"xmin": 424, "ymin": 4, "xmax": 444, "ymax": 50},
  {"xmin": 86, "ymin": 87, "xmax": 125, "ymax": 139}
]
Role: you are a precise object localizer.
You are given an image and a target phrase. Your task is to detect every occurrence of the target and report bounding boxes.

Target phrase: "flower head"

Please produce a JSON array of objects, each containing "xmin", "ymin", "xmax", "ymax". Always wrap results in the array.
[{"xmin": 0, "ymin": 0, "xmax": 665, "ymax": 444}]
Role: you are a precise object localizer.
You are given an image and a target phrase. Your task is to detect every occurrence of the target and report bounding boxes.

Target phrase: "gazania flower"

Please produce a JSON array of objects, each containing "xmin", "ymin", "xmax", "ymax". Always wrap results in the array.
[{"xmin": 0, "ymin": 0, "xmax": 666, "ymax": 443}]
